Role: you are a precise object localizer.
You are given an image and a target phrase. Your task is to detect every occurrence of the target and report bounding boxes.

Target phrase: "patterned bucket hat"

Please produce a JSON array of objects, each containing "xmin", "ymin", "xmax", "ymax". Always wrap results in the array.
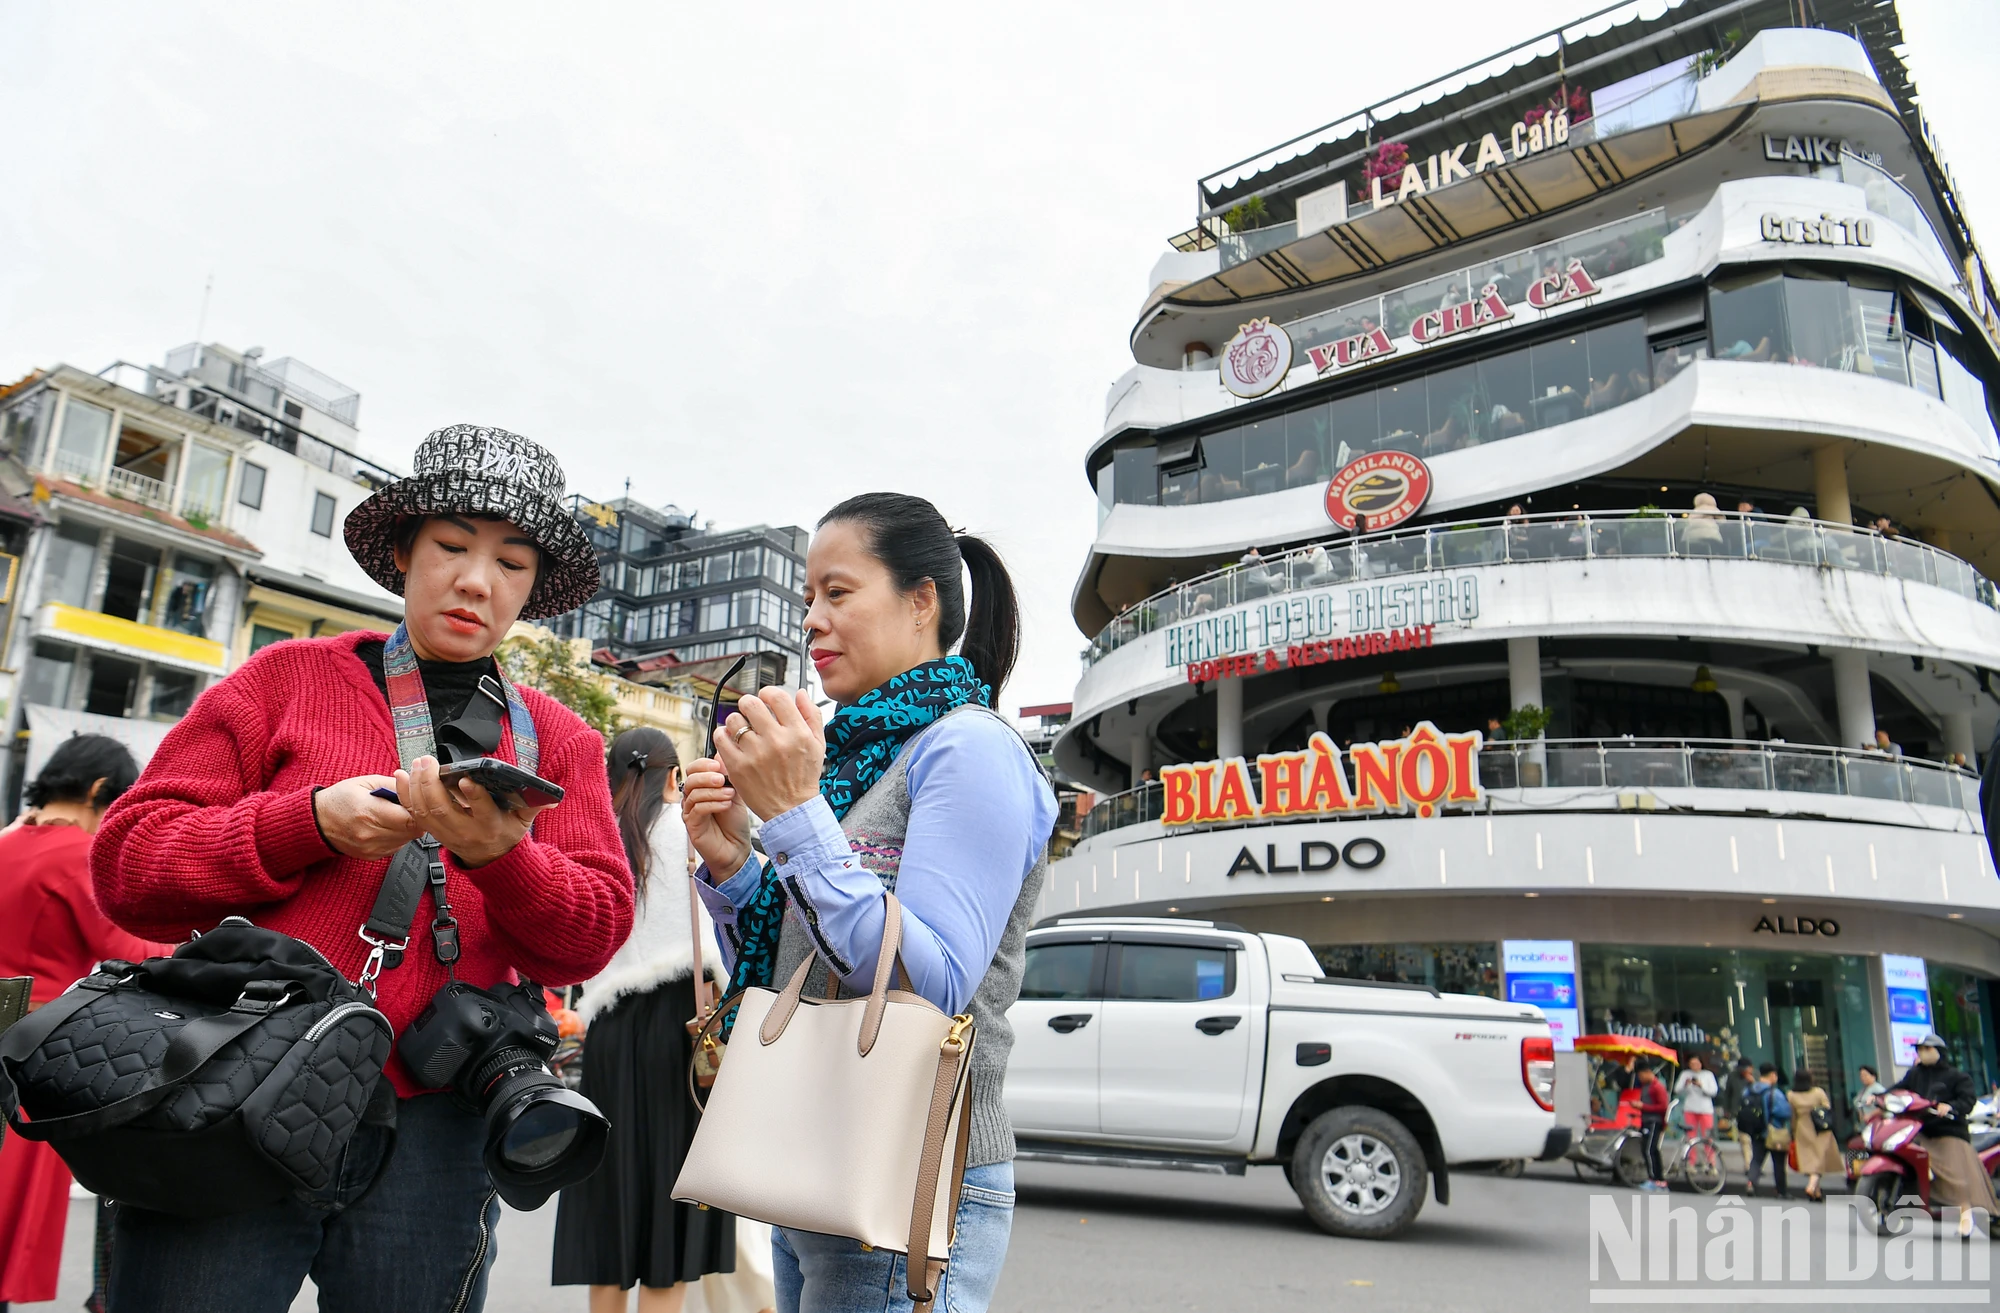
[{"xmin": 343, "ymin": 424, "xmax": 601, "ymax": 619}]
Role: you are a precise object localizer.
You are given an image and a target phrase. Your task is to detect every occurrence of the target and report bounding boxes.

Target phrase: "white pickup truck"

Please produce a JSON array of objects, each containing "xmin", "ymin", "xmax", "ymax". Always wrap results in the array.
[{"xmin": 1003, "ymin": 917, "xmax": 1569, "ymax": 1238}]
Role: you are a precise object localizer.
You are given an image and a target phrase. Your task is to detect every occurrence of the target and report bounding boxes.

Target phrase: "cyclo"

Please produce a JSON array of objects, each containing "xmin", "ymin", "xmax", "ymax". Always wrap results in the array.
[{"xmin": 1564, "ymin": 1034, "xmax": 1724, "ymax": 1194}]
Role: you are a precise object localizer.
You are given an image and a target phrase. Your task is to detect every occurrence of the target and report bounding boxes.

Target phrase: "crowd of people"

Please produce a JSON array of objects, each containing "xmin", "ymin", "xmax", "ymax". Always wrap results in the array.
[
  {"xmin": 0, "ymin": 428, "xmax": 1056, "ymax": 1313},
  {"xmin": 1597, "ymin": 1046, "xmax": 1997, "ymax": 1230}
]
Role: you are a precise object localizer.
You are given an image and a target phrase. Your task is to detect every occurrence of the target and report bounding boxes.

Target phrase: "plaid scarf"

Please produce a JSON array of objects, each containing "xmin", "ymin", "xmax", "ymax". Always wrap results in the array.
[{"xmin": 724, "ymin": 657, "xmax": 989, "ymax": 996}]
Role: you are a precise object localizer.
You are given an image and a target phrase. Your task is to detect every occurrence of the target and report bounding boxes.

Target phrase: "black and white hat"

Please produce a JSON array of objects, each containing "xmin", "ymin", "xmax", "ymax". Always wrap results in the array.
[{"xmin": 343, "ymin": 424, "xmax": 601, "ymax": 619}]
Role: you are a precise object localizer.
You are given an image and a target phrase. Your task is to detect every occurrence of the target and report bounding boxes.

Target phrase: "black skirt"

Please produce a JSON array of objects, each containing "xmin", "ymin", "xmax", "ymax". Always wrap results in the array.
[{"xmin": 552, "ymin": 976, "xmax": 735, "ymax": 1288}]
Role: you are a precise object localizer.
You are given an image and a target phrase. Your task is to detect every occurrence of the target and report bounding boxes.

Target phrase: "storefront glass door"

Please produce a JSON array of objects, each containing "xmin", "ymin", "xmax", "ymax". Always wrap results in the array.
[{"xmin": 1579, "ymin": 945, "xmax": 1878, "ymax": 1132}]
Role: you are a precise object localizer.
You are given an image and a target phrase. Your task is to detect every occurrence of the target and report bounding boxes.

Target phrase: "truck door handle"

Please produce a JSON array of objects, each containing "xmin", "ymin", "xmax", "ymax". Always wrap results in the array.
[
  {"xmin": 1196, "ymin": 1015, "xmax": 1242, "ymax": 1035},
  {"xmin": 1048, "ymin": 1014, "xmax": 1092, "ymax": 1034}
]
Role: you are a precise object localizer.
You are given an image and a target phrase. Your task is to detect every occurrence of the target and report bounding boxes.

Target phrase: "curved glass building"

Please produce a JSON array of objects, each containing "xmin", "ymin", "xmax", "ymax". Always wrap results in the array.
[{"xmin": 1048, "ymin": 0, "xmax": 2000, "ymax": 1117}]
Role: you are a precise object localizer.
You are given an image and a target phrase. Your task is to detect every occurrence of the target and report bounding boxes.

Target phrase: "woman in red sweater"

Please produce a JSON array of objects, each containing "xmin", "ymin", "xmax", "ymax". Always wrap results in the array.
[
  {"xmin": 90, "ymin": 425, "xmax": 633, "ymax": 1313},
  {"xmin": 0, "ymin": 735, "xmax": 172, "ymax": 1309}
]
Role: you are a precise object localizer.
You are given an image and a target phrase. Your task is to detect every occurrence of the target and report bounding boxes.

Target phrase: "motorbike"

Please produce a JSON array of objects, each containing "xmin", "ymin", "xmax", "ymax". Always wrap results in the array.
[{"xmin": 1850, "ymin": 1089, "xmax": 2000, "ymax": 1234}]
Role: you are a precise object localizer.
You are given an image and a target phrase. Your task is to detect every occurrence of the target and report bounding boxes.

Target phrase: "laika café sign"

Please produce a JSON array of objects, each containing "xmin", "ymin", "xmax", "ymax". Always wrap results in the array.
[
  {"xmin": 1219, "ymin": 317, "xmax": 1293, "ymax": 398},
  {"xmin": 1160, "ymin": 723, "xmax": 1482, "ymax": 826},
  {"xmin": 1164, "ymin": 573, "xmax": 1481, "ymax": 675},
  {"xmin": 1303, "ymin": 259, "xmax": 1600, "ymax": 377},
  {"xmin": 1363, "ymin": 111, "xmax": 1574, "ymax": 210}
]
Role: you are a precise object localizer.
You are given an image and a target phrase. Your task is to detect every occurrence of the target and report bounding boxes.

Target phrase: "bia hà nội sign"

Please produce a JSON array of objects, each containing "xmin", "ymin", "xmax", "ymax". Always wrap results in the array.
[{"xmin": 1159, "ymin": 722, "xmax": 1483, "ymax": 827}]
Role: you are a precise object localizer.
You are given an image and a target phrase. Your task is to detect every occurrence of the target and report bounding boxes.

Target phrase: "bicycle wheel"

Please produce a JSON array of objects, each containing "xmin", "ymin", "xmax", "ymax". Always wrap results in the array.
[{"xmin": 1682, "ymin": 1138, "xmax": 1725, "ymax": 1195}]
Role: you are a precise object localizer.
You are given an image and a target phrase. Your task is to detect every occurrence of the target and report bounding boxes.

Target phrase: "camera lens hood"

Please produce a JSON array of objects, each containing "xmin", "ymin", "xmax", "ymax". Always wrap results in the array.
[{"xmin": 480, "ymin": 1068, "xmax": 609, "ymax": 1211}]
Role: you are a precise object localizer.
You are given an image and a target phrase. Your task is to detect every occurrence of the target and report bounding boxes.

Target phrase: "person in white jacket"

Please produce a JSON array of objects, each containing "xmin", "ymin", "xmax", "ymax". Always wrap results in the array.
[
  {"xmin": 552, "ymin": 727, "xmax": 772, "ymax": 1313},
  {"xmin": 1674, "ymin": 1054, "xmax": 1719, "ymax": 1139}
]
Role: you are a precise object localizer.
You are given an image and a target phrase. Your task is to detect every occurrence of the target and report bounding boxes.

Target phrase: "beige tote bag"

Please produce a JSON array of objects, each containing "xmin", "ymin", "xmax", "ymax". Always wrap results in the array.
[{"xmin": 673, "ymin": 894, "xmax": 975, "ymax": 1306}]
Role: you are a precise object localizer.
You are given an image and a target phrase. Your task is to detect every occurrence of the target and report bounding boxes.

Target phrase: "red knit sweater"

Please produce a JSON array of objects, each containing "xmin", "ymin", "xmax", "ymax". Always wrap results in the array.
[{"xmin": 90, "ymin": 631, "xmax": 633, "ymax": 1096}]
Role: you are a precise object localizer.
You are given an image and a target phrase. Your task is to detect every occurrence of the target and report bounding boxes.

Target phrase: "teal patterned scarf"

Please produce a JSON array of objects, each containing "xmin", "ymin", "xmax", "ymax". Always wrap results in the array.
[{"xmin": 724, "ymin": 657, "xmax": 990, "ymax": 996}]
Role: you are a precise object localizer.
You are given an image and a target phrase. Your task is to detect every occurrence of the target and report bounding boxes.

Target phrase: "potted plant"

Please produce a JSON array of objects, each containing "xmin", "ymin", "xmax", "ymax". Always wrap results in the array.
[{"xmin": 1501, "ymin": 703, "xmax": 1554, "ymax": 787}]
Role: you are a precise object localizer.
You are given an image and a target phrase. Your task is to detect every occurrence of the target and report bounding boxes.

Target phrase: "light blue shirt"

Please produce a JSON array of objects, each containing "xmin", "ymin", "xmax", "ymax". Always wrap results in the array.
[{"xmin": 695, "ymin": 710, "xmax": 1056, "ymax": 1015}]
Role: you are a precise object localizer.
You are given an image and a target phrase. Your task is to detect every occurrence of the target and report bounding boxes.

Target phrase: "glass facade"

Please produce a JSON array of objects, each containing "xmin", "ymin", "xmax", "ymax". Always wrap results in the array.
[
  {"xmin": 1104, "ymin": 267, "xmax": 1998, "ymax": 512},
  {"xmin": 548, "ymin": 504, "xmax": 808, "ymax": 674},
  {"xmin": 1312, "ymin": 942, "xmax": 1499, "ymax": 999},
  {"xmin": 1579, "ymin": 944, "xmax": 1878, "ymax": 1129},
  {"xmin": 1114, "ymin": 317, "xmax": 1652, "ymax": 508},
  {"xmin": 1928, "ymin": 965, "xmax": 1995, "ymax": 1092}
]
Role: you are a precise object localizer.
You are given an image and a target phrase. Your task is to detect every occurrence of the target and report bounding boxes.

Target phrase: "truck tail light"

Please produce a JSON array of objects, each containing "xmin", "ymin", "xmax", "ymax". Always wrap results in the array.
[{"xmin": 1522, "ymin": 1036, "xmax": 1556, "ymax": 1111}]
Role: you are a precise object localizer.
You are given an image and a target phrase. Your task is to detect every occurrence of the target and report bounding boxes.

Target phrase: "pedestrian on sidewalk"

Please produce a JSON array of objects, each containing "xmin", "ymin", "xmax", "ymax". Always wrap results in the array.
[
  {"xmin": 1744, "ymin": 1065, "xmax": 1793, "ymax": 1198},
  {"xmin": 1787, "ymin": 1068, "xmax": 1841, "ymax": 1201},
  {"xmin": 1723, "ymin": 1057, "xmax": 1758, "ymax": 1170},
  {"xmin": 684, "ymin": 493, "xmax": 1055, "ymax": 1313},
  {"xmin": 1674, "ymin": 1054, "xmax": 1718, "ymax": 1140},
  {"xmin": 552, "ymin": 725, "xmax": 771, "ymax": 1313},
  {"xmin": 89, "ymin": 426, "xmax": 632, "ymax": 1313},
  {"xmin": 0, "ymin": 736, "xmax": 172, "ymax": 1310},
  {"xmin": 1637, "ymin": 1065, "xmax": 1671, "ymax": 1190}
]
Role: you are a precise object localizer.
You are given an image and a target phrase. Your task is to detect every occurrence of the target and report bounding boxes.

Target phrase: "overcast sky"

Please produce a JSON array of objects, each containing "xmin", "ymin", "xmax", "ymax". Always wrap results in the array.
[{"xmin": 3, "ymin": 0, "xmax": 1996, "ymax": 715}]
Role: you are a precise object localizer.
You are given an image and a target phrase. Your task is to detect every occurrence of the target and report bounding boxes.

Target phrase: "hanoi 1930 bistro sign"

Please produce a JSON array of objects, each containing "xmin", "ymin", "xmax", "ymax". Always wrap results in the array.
[
  {"xmin": 1164, "ymin": 572, "xmax": 1481, "ymax": 680},
  {"xmin": 1160, "ymin": 723, "xmax": 1483, "ymax": 827}
]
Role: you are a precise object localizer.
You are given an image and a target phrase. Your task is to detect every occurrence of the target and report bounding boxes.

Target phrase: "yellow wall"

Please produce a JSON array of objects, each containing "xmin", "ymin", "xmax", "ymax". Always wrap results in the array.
[{"xmin": 235, "ymin": 585, "xmax": 397, "ymax": 665}]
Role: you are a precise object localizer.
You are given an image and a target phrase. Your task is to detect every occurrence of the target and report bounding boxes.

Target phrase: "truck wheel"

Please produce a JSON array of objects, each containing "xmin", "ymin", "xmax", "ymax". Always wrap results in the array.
[{"xmin": 1291, "ymin": 1107, "xmax": 1427, "ymax": 1239}]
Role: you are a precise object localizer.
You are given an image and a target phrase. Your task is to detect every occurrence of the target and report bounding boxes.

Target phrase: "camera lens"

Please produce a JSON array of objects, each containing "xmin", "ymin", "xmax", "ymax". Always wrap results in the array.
[
  {"xmin": 473, "ymin": 1047, "xmax": 609, "ymax": 1210},
  {"xmin": 500, "ymin": 1093, "xmax": 580, "ymax": 1170}
]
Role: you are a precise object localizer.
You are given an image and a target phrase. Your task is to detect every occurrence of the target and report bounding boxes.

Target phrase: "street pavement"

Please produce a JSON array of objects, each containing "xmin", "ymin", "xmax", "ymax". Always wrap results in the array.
[{"xmin": 17, "ymin": 1162, "xmax": 1991, "ymax": 1312}]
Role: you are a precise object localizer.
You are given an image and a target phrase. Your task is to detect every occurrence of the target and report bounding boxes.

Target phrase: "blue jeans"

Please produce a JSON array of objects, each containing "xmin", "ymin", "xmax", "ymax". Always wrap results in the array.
[
  {"xmin": 108, "ymin": 1094, "xmax": 501, "ymax": 1313},
  {"xmin": 774, "ymin": 1161, "xmax": 1015, "ymax": 1313}
]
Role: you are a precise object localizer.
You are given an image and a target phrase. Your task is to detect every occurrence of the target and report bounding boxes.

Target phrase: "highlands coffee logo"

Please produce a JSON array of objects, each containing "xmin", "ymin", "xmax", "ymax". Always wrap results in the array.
[
  {"xmin": 1324, "ymin": 452, "xmax": 1432, "ymax": 532},
  {"xmin": 1219, "ymin": 318, "xmax": 1293, "ymax": 399}
]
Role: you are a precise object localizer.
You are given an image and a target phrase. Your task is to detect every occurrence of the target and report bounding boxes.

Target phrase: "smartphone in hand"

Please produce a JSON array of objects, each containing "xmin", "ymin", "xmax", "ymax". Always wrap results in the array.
[{"xmin": 437, "ymin": 757, "xmax": 565, "ymax": 810}]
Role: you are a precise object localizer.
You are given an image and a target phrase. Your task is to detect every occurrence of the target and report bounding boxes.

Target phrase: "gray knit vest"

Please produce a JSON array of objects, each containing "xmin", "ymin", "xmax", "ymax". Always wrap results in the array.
[{"xmin": 774, "ymin": 705, "xmax": 1050, "ymax": 1168}]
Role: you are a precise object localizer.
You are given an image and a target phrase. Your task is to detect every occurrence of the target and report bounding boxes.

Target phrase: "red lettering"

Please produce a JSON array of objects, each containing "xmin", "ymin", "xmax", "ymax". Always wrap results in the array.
[
  {"xmin": 1350, "ymin": 741, "xmax": 1403, "ymax": 812},
  {"xmin": 1162, "ymin": 767, "xmax": 1200, "ymax": 825},
  {"xmin": 1445, "ymin": 729, "xmax": 1483, "ymax": 804},
  {"xmin": 1213, "ymin": 759, "xmax": 1258, "ymax": 821},
  {"xmin": 1302, "ymin": 734, "xmax": 1352, "ymax": 812},
  {"xmin": 1191, "ymin": 764, "xmax": 1220, "ymax": 822},
  {"xmin": 1258, "ymin": 753, "xmax": 1310, "ymax": 816},
  {"xmin": 1399, "ymin": 724, "xmax": 1451, "ymax": 818}
]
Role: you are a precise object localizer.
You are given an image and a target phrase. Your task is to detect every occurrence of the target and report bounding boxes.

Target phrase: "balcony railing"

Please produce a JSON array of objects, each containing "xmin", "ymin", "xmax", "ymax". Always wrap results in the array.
[
  {"xmin": 106, "ymin": 464, "xmax": 172, "ymax": 510},
  {"xmin": 1076, "ymin": 738, "xmax": 1982, "ymax": 841},
  {"xmin": 1086, "ymin": 509, "xmax": 2000, "ymax": 665}
]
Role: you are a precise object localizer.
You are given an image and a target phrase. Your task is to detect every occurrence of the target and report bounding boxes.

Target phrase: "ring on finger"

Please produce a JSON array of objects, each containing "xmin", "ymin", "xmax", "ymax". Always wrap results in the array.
[{"xmin": 733, "ymin": 724, "xmax": 756, "ymax": 742}]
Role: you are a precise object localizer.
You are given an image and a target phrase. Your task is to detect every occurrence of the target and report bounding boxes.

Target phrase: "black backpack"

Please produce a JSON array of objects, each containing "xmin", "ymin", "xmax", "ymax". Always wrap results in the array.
[
  {"xmin": 0, "ymin": 918, "xmax": 394, "ymax": 1218},
  {"xmin": 1735, "ymin": 1086, "xmax": 1768, "ymax": 1137}
]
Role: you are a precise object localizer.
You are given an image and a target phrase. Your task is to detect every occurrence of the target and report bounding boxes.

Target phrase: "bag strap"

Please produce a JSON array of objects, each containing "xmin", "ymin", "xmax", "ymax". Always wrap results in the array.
[
  {"xmin": 688, "ymin": 875, "xmax": 717, "ymax": 1018},
  {"xmin": 5, "ymin": 982, "xmax": 295, "ymax": 1142},
  {"xmin": 904, "ymin": 1018, "xmax": 974, "ymax": 1305}
]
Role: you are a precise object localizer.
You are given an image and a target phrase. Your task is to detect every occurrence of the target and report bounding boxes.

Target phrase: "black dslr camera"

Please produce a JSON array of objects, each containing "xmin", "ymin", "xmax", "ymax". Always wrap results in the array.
[{"xmin": 399, "ymin": 980, "xmax": 608, "ymax": 1209}]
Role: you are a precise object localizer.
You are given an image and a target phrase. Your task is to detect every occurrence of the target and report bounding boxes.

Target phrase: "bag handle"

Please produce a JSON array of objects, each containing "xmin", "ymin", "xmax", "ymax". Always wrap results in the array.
[{"xmin": 759, "ymin": 893, "xmax": 911, "ymax": 1057}]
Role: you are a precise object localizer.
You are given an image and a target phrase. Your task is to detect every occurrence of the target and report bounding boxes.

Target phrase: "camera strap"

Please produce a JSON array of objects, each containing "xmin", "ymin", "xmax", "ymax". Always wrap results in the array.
[{"xmin": 356, "ymin": 624, "xmax": 536, "ymax": 994}]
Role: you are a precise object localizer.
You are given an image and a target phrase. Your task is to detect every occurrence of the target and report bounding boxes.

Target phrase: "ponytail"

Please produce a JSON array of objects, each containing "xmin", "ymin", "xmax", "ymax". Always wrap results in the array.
[
  {"xmin": 819, "ymin": 492, "xmax": 1022, "ymax": 699},
  {"xmin": 606, "ymin": 725, "xmax": 679, "ymax": 902},
  {"xmin": 953, "ymin": 532, "xmax": 1020, "ymax": 698}
]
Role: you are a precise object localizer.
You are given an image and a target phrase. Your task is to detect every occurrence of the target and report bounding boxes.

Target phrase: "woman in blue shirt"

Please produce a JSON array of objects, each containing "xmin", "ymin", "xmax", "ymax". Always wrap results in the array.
[{"xmin": 684, "ymin": 492, "xmax": 1055, "ymax": 1313}]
